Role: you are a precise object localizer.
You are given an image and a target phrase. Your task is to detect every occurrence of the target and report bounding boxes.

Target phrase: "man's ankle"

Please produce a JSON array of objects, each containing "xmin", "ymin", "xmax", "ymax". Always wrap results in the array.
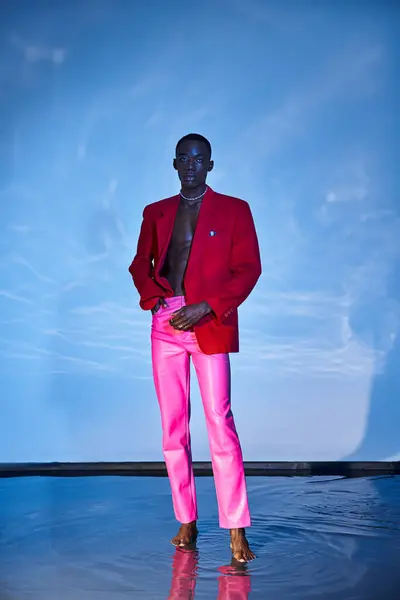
[{"xmin": 230, "ymin": 527, "xmax": 245, "ymax": 536}]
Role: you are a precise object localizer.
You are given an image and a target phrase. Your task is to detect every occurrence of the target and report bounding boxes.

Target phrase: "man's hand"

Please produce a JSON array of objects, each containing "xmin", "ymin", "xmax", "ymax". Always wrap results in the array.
[
  {"xmin": 169, "ymin": 301, "xmax": 212, "ymax": 331},
  {"xmin": 151, "ymin": 297, "xmax": 168, "ymax": 315}
]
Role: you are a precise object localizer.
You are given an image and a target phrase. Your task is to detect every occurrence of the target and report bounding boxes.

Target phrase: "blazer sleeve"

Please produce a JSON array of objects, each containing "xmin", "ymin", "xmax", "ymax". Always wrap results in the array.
[
  {"xmin": 128, "ymin": 205, "xmax": 165, "ymax": 310},
  {"xmin": 204, "ymin": 201, "xmax": 262, "ymax": 324}
]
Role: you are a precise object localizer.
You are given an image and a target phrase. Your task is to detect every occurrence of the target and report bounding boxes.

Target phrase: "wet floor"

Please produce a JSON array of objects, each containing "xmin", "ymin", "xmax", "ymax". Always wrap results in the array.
[{"xmin": 0, "ymin": 475, "xmax": 399, "ymax": 599}]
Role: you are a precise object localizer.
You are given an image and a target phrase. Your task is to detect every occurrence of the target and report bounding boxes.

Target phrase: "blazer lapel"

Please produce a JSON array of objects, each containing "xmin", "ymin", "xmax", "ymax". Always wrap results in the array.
[
  {"xmin": 155, "ymin": 195, "xmax": 180, "ymax": 275},
  {"xmin": 154, "ymin": 186, "xmax": 219, "ymax": 283},
  {"xmin": 185, "ymin": 186, "xmax": 218, "ymax": 280}
]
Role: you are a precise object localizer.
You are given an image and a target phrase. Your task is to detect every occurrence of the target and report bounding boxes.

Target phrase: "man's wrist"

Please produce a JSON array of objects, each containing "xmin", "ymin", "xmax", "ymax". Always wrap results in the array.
[{"xmin": 201, "ymin": 301, "xmax": 213, "ymax": 315}]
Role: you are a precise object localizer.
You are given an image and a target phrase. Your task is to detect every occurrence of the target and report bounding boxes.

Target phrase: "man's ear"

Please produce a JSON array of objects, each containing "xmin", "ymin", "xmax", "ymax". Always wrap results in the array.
[
  {"xmin": 173, "ymin": 158, "xmax": 177, "ymax": 170},
  {"xmin": 208, "ymin": 160, "xmax": 214, "ymax": 172}
]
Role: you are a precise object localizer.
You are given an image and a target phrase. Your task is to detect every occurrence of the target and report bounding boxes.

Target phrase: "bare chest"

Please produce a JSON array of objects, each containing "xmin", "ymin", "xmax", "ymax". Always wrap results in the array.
[{"xmin": 170, "ymin": 203, "xmax": 201, "ymax": 247}]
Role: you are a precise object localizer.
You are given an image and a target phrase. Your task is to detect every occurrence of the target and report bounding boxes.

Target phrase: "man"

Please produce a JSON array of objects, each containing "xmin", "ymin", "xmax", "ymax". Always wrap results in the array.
[{"xmin": 129, "ymin": 133, "xmax": 261, "ymax": 562}]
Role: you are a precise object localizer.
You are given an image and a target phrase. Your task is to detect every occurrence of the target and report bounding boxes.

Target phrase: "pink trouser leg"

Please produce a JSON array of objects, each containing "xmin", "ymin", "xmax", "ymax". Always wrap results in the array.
[
  {"xmin": 152, "ymin": 338, "xmax": 198, "ymax": 524},
  {"xmin": 151, "ymin": 305, "xmax": 198, "ymax": 524},
  {"xmin": 191, "ymin": 348, "xmax": 251, "ymax": 529},
  {"xmin": 151, "ymin": 296, "xmax": 250, "ymax": 529}
]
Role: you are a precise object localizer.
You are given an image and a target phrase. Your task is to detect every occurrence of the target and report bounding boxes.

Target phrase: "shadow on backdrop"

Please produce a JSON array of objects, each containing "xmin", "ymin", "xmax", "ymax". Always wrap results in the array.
[{"xmin": 344, "ymin": 259, "xmax": 400, "ymax": 461}]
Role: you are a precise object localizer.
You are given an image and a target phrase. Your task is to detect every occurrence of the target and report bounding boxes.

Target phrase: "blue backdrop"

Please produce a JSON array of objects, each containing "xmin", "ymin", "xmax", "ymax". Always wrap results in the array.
[{"xmin": 0, "ymin": 0, "xmax": 398, "ymax": 462}]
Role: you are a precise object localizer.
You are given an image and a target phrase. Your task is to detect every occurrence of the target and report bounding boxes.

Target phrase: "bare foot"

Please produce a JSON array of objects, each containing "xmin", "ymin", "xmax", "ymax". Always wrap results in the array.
[
  {"xmin": 230, "ymin": 528, "xmax": 256, "ymax": 562},
  {"xmin": 171, "ymin": 521, "xmax": 198, "ymax": 547}
]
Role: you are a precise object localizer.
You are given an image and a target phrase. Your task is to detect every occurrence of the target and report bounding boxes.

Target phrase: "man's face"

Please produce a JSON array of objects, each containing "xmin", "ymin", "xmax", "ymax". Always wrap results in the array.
[{"xmin": 174, "ymin": 139, "xmax": 213, "ymax": 189}]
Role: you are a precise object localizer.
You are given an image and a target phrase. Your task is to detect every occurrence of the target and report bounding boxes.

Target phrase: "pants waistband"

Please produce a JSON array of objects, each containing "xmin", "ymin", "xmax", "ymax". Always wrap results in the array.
[{"xmin": 164, "ymin": 295, "xmax": 186, "ymax": 306}]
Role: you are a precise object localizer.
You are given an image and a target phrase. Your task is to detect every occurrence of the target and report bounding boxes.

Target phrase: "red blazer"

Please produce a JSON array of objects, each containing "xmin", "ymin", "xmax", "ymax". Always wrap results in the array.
[{"xmin": 128, "ymin": 186, "xmax": 261, "ymax": 355}]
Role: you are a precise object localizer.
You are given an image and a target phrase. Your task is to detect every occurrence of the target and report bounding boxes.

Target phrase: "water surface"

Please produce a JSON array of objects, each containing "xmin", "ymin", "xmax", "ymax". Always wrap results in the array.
[{"xmin": 0, "ymin": 475, "xmax": 399, "ymax": 599}]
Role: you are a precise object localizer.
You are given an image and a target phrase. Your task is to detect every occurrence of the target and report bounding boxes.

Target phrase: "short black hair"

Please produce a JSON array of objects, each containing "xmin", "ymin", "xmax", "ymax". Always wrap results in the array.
[{"xmin": 175, "ymin": 133, "xmax": 212, "ymax": 158}]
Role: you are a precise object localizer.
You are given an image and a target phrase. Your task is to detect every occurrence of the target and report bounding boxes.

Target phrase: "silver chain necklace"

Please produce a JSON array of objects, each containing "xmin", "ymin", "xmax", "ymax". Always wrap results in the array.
[{"xmin": 180, "ymin": 186, "xmax": 207, "ymax": 202}]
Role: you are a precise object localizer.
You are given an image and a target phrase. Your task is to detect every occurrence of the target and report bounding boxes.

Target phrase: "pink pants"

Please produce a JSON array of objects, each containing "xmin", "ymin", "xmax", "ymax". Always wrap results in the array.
[{"xmin": 151, "ymin": 295, "xmax": 251, "ymax": 529}]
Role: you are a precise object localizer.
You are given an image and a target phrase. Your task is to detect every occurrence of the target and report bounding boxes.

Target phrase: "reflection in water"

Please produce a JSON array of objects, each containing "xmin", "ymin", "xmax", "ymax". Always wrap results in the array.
[
  {"xmin": 168, "ymin": 545, "xmax": 251, "ymax": 600},
  {"xmin": 217, "ymin": 562, "xmax": 251, "ymax": 599},
  {"xmin": 168, "ymin": 547, "xmax": 198, "ymax": 599},
  {"xmin": 0, "ymin": 476, "xmax": 399, "ymax": 599}
]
